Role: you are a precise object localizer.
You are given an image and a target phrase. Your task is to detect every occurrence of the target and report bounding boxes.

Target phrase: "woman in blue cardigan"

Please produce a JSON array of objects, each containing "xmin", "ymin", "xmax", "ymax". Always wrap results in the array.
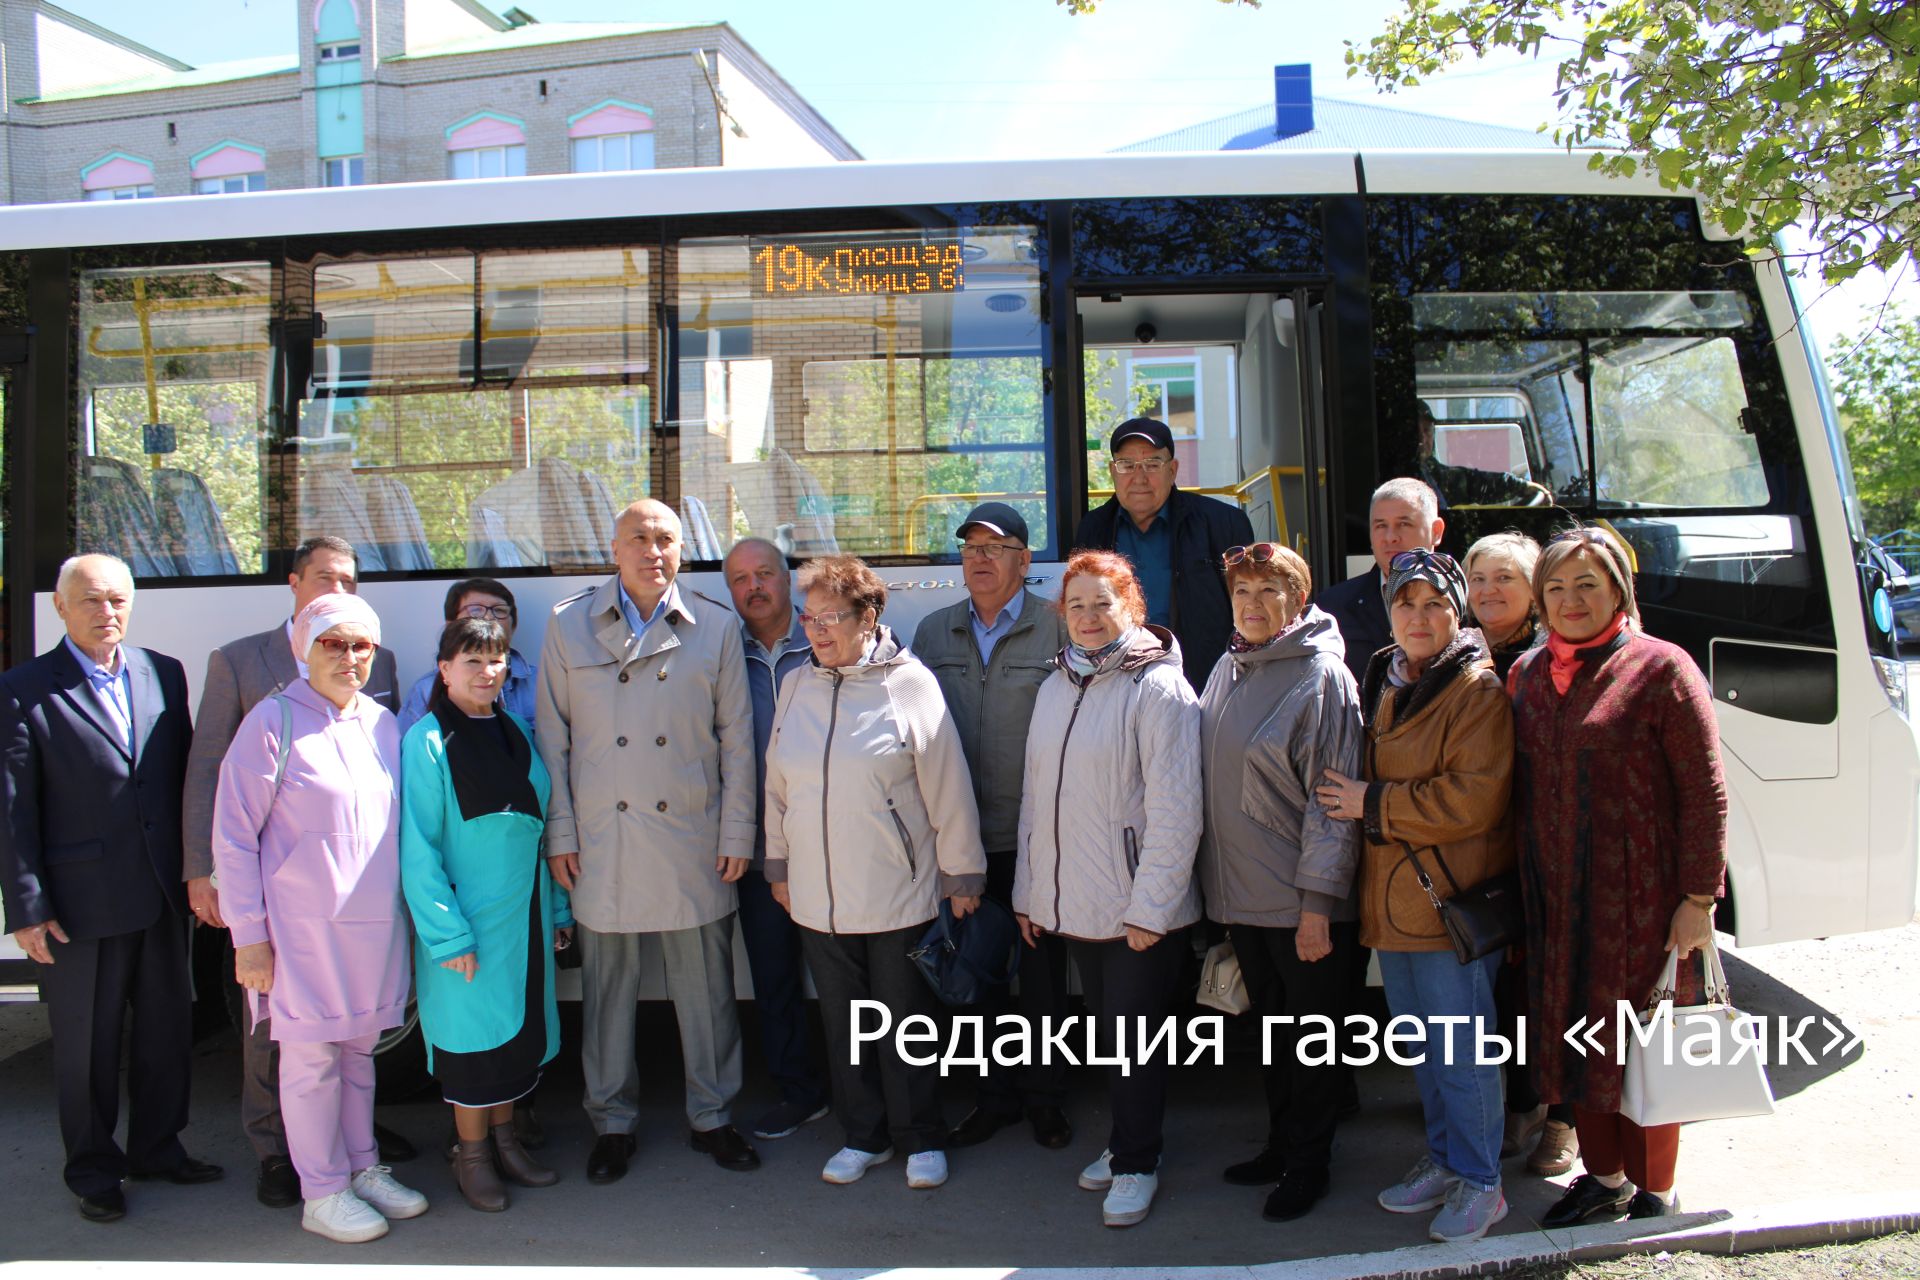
[{"xmin": 400, "ymin": 617, "xmax": 572, "ymax": 1213}]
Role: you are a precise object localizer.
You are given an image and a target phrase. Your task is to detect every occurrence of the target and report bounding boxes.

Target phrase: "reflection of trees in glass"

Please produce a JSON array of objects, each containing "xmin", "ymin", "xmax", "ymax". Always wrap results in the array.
[
  {"xmin": 92, "ymin": 382, "xmax": 266, "ymax": 568},
  {"xmin": 1591, "ymin": 337, "xmax": 1766, "ymax": 508}
]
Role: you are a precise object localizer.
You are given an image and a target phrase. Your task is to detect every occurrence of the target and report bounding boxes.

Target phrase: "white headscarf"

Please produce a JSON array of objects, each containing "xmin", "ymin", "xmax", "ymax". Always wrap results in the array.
[{"xmin": 290, "ymin": 593, "xmax": 382, "ymax": 678}]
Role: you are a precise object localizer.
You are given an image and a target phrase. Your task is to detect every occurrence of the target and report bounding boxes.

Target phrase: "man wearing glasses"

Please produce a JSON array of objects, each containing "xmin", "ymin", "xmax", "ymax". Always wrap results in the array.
[
  {"xmin": 397, "ymin": 578, "xmax": 539, "ymax": 739},
  {"xmin": 1074, "ymin": 418, "xmax": 1255, "ymax": 693},
  {"xmin": 911, "ymin": 503, "xmax": 1073, "ymax": 1152},
  {"xmin": 1316, "ymin": 478, "xmax": 1446, "ymax": 687}
]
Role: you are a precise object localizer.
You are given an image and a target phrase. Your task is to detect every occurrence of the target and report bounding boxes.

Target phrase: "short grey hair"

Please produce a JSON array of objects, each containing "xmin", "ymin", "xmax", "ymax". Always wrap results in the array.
[
  {"xmin": 724, "ymin": 536, "xmax": 786, "ymax": 569},
  {"xmin": 56, "ymin": 553, "xmax": 134, "ymax": 598},
  {"xmin": 1370, "ymin": 477, "xmax": 1440, "ymax": 525},
  {"xmin": 1465, "ymin": 531, "xmax": 1542, "ymax": 581}
]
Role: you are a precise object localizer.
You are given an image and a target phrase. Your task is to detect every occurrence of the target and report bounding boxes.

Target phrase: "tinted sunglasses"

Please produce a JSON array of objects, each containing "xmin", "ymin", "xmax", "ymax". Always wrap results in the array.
[
  {"xmin": 1222, "ymin": 542, "xmax": 1285, "ymax": 568},
  {"xmin": 315, "ymin": 636, "xmax": 377, "ymax": 658},
  {"xmin": 1388, "ymin": 547, "xmax": 1460, "ymax": 576}
]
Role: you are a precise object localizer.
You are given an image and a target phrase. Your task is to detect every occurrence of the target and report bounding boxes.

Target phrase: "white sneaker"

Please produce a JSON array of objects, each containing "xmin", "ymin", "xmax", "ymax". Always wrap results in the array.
[
  {"xmin": 1077, "ymin": 1149, "xmax": 1114, "ymax": 1191},
  {"xmin": 905, "ymin": 1151, "xmax": 948, "ymax": 1189},
  {"xmin": 821, "ymin": 1146, "xmax": 893, "ymax": 1184},
  {"xmin": 350, "ymin": 1165, "xmax": 428, "ymax": 1220},
  {"xmin": 301, "ymin": 1189, "xmax": 389, "ymax": 1243},
  {"xmin": 1102, "ymin": 1170, "xmax": 1159, "ymax": 1227}
]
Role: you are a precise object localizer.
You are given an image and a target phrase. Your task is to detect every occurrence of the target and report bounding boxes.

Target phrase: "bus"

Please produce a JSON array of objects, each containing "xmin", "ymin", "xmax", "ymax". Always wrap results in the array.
[{"xmin": 0, "ymin": 151, "xmax": 1912, "ymax": 1029}]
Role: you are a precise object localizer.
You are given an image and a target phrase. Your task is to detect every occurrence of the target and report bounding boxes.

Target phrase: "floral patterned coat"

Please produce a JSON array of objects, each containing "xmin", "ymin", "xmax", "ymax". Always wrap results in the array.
[{"xmin": 1508, "ymin": 627, "xmax": 1727, "ymax": 1112}]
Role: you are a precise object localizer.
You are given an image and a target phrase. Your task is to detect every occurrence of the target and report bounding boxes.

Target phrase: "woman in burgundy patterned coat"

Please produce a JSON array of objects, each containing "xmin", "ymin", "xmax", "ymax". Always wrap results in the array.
[{"xmin": 1507, "ymin": 528, "xmax": 1726, "ymax": 1227}]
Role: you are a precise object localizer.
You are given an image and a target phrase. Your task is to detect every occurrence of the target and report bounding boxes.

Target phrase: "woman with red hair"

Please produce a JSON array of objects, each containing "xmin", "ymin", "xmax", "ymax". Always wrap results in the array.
[{"xmin": 1014, "ymin": 551, "xmax": 1202, "ymax": 1228}]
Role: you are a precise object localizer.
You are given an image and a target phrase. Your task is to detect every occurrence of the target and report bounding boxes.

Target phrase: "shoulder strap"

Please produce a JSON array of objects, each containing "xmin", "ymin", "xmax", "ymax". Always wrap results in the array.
[
  {"xmin": 270, "ymin": 693, "xmax": 293, "ymax": 796},
  {"xmin": 1398, "ymin": 841, "xmax": 1464, "ymax": 910}
]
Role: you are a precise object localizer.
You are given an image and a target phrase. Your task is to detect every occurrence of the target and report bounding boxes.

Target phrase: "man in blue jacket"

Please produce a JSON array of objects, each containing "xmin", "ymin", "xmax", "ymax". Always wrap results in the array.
[{"xmin": 1072, "ymin": 418, "xmax": 1255, "ymax": 692}]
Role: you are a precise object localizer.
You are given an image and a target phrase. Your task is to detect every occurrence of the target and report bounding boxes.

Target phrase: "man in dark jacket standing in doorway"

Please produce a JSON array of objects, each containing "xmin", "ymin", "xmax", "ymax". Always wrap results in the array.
[{"xmin": 1073, "ymin": 418, "xmax": 1255, "ymax": 692}]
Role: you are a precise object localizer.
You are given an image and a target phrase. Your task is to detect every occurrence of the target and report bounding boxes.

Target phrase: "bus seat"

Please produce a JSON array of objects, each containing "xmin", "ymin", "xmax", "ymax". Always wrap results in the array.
[
  {"xmin": 681, "ymin": 494, "xmax": 723, "ymax": 561},
  {"xmin": 300, "ymin": 464, "xmax": 388, "ymax": 572},
  {"xmin": 467, "ymin": 506, "xmax": 527, "ymax": 569},
  {"xmin": 358, "ymin": 474, "xmax": 436, "ymax": 572},
  {"xmin": 730, "ymin": 449, "xmax": 838, "ymax": 557},
  {"xmin": 467, "ymin": 457, "xmax": 608, "ymax": 568},
  {"xmin": 150, "ymin": 468, "xmax": 241, "ymax": 576},
  {"xmin": 573, "ymin": 464, "xmax": 617, "ymax": 552},
  {"xmin": 79, "ymin": 456, "xmax": 179, "ymax": 578}
]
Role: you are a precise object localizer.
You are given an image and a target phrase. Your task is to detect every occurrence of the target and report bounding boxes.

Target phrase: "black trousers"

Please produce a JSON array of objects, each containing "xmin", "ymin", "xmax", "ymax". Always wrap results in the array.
[
  {"xmin": 1070, "ymin": 929, "xmax": 1189, "ymax": 1177},
  {"xmin": 801, "ymin": 923, "xmax": 945, "ymax": 1157},
  {"xmin": 1231, "ymin": 920, "xmax": 1359, "ymax": 1175},
  {"xmin": 736, "ymin": 865, "xmax": 827, "ymax": 1110},
  {"xmin": 38, "ymin": 911, "xmax": 192, "ymax": 1197},
  {"xmin": 975, "ymin": 849, "xmax": 1070, "ymax": 1113}
]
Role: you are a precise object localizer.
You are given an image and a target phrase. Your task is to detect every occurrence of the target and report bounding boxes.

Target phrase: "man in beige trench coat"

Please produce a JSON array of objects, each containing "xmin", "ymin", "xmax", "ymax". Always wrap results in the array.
[{"xmin": 537, "ymin": 499, "xmax": 760, "ymax": 1183}]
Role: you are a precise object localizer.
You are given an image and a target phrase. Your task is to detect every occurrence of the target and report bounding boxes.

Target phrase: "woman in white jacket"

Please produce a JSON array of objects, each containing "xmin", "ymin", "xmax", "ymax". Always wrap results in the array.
[
  {"xmin": 765, "ymin": 555, "xmax": 987, "ymax": 1193},
  {"xmin": 1015, "ymin": 549, "xmax": 1203, "ymax": 1228}
]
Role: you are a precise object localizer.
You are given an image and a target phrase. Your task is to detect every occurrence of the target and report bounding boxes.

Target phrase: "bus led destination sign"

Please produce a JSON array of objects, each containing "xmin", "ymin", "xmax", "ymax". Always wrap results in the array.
[{"xmin": 751, "ymin": 237, "xmax": 965, "ymax": 298}]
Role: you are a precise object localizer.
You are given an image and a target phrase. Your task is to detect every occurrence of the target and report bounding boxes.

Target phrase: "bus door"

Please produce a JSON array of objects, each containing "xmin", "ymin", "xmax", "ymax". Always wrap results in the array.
[{"xmin": 1076, "ymin": 288, "xmax": 1331, "ymax": 578}]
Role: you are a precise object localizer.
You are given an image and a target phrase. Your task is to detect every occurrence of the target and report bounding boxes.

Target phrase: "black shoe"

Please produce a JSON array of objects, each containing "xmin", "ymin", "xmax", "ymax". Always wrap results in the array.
[
  {"xmin": 690, "ymin": 1124, "xmax": 761, "ymax": 1172},
  {"xmin": 1628, "ymin": 1190, "xmax": 1679, "ymax": 1219},
  {"xmin": 751, "ymin": 1098, "xmax": 830, "ymax": 1140},
  {"xmin": 1543, "ymin": 1174, "xmax": 1636, "ymax": 1227},
  {"xmin": 1262, "ymin": 1167, "xmax": 1331, "ymax": 1222},
  {"xmin": 373, "ymin": 1122, "xmax": 417, "ymax": 1163},
  {"xmin": 587, "ymin": 1133, "xmax": 636, "ymax": 1185},
  {"xmin": 77, "ymin": 1188, "xmax": 126, "ymax": 1223},
  {"xmin": 1337, "ymin": 1082, "xmax": 1362, "ymax": 1121},
  {"xmin": 513, "ymin": 1103, "xmax": 547, "ymax": 1150},
  {"xmin": 1027, "ymin": 1105, "xmax": 1072, "ymax": 1150},
  {"xmin": 256, "ymin": 1156, "xmax": 300, "ymax": 1209},
  {"xmin": 131, "ymin": 1156, "xmax": 223, "ymax": 1185},
  {"xmin": 947, "ymin": 1105, "xmax": 1019, "ymax": 1149}
]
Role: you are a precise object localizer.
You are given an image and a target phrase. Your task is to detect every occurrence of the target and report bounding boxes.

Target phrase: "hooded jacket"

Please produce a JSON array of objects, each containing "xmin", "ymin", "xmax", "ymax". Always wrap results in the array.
[
  {"xmin": 1197, "ymin": 606, "xmax": 1365, "ymax": 928},
  {"xmin": 1013, "ymin": 625, "xmax": 1202, "ymax": 941},
  {"xmin": 762, "ymin": 626, "xmax": 988, "ymax": 935},
  {"xmin": 1355, "ymin": 632, "xmax": 1516, "ymax": 953}
]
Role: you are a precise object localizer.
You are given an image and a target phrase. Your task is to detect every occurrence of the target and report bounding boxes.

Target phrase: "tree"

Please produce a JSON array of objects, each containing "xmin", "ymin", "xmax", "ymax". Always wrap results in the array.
[
  {"xmin": 1346, "ymin": 0, "xmax": 1919, "ymax": 285},
  {"xmin": 1833, "ymin": 309, "xmax": 1920, "ymax": 536}
]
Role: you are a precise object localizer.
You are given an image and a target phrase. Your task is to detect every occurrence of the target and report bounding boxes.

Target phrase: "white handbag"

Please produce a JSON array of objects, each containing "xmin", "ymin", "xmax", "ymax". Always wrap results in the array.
[
  {"xmin": 1619, "ymin": 937, "xmax": 1775, "ymax": 1127},
  {"xmin": 1197, "ymin": 941, "xmax": 1251, "ymax": 1015}
]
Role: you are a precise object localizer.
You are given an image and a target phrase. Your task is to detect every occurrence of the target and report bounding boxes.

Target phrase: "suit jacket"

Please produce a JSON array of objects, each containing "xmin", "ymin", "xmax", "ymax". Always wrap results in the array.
[
  {"xmin": 0, "ymin": 642, "xmax": 194, "ymax": 939},
  {"xmin": 1316, "ymin": 566, "xmax": 1392, "ymax": 688},
  {"xmin": 182, "ymin": 622, "xmax": 399, "ymax": 880}
]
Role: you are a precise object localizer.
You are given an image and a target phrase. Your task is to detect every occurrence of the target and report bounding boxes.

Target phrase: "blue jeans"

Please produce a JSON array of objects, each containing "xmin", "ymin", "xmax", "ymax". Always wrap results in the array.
[{"xmin": 1376, "ymin": 948, "xmax": 1504, "ymax": 1190}]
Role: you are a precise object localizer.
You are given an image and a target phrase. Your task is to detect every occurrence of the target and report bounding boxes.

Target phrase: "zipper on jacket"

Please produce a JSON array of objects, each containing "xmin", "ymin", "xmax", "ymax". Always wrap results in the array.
[
  {"xmin": 1123, "ymin": 826, "xmax": 1139, "ymax": 878},
  {"xmin": 1049, "ymin": 681, "xmax": 1091, "ymax": 932},
  {"xmin": 887, "ymin": 802, "xmax": 917, "ymax": 881},
  {"xmin": 821, "ymin": 671, "xmax": 844, "ymax": 934}
]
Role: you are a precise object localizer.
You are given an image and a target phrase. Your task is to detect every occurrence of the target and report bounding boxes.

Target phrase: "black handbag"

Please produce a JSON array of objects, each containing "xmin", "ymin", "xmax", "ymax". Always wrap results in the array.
[
  {"xmin": 908, "ymin": 897, "xmax": 1021, "ymax": 1007},
  {"xmin": 1399, "ymin": 843, "xmax": 1523, "ymax": 964}
]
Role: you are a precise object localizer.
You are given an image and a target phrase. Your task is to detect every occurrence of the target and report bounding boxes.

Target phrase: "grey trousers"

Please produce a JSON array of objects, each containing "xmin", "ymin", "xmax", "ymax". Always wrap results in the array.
[
  {"xmin": 241, "ymin": 1013, "xmax": 289, "ymax": 1161},
  {"xmin": 578, "ymin": 916, "xmax": 743, "ymax": 1135}
]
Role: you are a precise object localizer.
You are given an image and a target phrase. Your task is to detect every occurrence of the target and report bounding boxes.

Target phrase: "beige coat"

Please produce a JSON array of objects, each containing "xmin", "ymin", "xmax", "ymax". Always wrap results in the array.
[
  {"xmin": 535, "ymin": 578, "xmax": 755, "ymax": 933},
  {"xmin": 762, "ymin": 628, "xmax": 987, "ymax": 935}
]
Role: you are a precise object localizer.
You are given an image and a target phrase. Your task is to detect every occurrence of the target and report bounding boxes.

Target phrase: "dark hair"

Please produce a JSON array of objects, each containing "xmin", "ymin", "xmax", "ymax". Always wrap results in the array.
[
  {"xmin": 1533, "ymin": 526, "xmax": 1641, "ymax": 627},
  {"xmin": 442, "ymin": 576, "xmax": 517, "ymax": 625},
  {"xmin": 291, "ymin": 535, "xmax": 358, "ymax": 577},
  {"xmin": 428, "ymin": 617, "xmax": 511, "ymax": 711}
]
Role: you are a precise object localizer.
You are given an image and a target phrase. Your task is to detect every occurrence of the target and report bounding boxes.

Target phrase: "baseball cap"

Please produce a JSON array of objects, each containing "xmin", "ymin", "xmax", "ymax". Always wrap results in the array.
[
  {"xmin": 1108, "ymin": 417, "xmax": 1174, "ymax": 455},
  {"xmin": 956, "ymin": 501, "xmax": 1030, "ymax": 547}
]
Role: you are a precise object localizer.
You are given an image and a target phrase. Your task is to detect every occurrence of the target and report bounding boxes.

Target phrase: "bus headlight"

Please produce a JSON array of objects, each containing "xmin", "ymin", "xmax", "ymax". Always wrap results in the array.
[{"xmin": 1873, "ymin": 655, "xmax": 1910, "ymax": 720}]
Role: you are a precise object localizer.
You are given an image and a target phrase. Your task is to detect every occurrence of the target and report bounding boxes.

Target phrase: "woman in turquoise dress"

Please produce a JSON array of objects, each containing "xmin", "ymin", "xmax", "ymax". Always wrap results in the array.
[{"xmin": 400, "ymin": 617, "xmax": 572, "ymax": 1213}]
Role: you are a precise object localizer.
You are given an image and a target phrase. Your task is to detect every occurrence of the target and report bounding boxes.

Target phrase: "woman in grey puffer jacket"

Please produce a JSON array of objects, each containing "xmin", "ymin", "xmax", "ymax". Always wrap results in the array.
[
  {"xmin": 1196, "ymin": 542, "xmax": 1363, "ymax": 1225},
  {"xmin": 1015, "ymin": 550, "xmax": 1201, "ymax": 1230}
]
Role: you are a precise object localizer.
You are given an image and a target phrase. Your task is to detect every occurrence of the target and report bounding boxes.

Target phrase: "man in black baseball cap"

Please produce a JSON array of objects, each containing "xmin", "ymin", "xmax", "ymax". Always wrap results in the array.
[{"xmin": 1073, "ymin": 417, "xmax": 1256, "ymax": 691}]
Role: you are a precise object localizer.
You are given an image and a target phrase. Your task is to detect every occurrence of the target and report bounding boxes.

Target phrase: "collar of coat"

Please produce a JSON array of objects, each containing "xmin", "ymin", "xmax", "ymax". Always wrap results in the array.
[
  {"xmin": 1361, "ymin": 630, "xmax": 1490, "ymax": 730},
  {"xmin": 1053, "ymin": 623, "xmax": 1179, "ymax": 685},
  {"xmin": 807, "ymin": 624, "xmax": 907, "ymax": 676}
]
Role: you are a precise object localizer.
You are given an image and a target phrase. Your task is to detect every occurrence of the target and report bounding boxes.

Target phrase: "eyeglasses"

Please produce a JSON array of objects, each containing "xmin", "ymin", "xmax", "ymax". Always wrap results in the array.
[
  {"xmin": 797, "ymin": 609, "xmax": 856, "ymax": 629},
  {"xmin": 1223, "ymin": 543, "xmax": 1285, "ymax": 568},
  {"xmin": 958, "ymin": 542, "xmax": 1023, "ymax": 560},
  {"xmin": 460, "ymin": 603, "xmax": 514, "ymax": 621},
  {"xmin": 315, "ymin": 637, "xmax": 377, "ymax": 658},
  {"xmin": 1110, "ymin": 457, "xmax": 1171, "ymax": 477},
  {"xmin": 1389, "ymin": 548, "xmax": 1461, "ymax": 576}
]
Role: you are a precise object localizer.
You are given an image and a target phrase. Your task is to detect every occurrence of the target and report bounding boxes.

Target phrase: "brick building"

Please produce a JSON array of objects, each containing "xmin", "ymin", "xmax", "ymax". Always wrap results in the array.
[{"xmin": 0, "ymin": 0, "xmax": 858, "ymax": 205}]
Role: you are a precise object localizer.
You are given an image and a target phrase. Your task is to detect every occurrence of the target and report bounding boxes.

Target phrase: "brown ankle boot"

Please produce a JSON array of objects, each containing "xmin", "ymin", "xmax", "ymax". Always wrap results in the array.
[
  {"xmin": 491, "ymin": 1122, "xmax": 558, "ymax": 1187},
  {"xmin": 454, "ymin": 1138, "xmax": 508, "ymax": 1211}
]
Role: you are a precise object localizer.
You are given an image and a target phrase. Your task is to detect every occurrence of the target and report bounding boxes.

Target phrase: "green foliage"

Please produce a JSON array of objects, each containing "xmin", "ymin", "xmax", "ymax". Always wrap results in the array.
[
  {"xmin": 1346, "ymin": 0, "xmax": 1920, "ymax": 284},
  {"xmin": 1834, "ymin": 310, "xmax": 1920, "ymax": 536}
]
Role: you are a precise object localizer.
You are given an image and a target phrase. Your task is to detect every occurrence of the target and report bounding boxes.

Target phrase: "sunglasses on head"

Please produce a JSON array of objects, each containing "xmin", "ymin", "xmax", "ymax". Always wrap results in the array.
[
  {"xmin": 1551, "ymin": 527, "xmax": 1617, "ymax": 549},
  {"xmin": 1389, "ymin": 547, "xmax": 1460, "ymax": 576},
  {"xmin": 315, "ymin": 636, "xmax": 376, "ymax": 658},
  {"xmin": 1222, "ymin": 543, "xmax": 1285, "ymax": 568}
]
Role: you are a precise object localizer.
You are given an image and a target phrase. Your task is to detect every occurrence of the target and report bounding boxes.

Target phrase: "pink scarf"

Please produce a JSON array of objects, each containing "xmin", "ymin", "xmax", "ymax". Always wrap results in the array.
[{"xmin": 1545, "ymin": 612, "xmax": 1628, "ymax": 696}]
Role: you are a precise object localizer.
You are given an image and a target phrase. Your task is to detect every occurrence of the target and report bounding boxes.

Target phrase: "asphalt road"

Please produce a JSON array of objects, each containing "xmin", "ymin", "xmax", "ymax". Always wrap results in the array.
[{"xmin": 2, "ymin": 909, "xmax": 1916, "ymax": 1271}]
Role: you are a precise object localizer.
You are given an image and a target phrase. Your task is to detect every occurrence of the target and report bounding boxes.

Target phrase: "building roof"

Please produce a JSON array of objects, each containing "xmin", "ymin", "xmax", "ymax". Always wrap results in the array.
[
  {"xmin": 1117, "ymin": 96, "xmax": 1561, "ymax": 153},
  {"xmin": 21, "ymin": 54, "xmax": 298, "ymax": 104},
  {"xmin": 388, "ymin": 20, "xmax": 718, "ymax": 61}
]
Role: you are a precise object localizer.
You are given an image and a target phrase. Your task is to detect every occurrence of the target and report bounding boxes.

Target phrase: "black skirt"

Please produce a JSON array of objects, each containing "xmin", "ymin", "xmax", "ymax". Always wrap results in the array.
[{"xmin": 432, "ymin": 885, "xmax": 547, "ymax": 1109}]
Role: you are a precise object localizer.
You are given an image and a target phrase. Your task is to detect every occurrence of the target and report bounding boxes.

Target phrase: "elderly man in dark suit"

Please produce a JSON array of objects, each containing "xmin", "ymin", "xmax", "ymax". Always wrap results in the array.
[
  {"xmin": 0, "ymin": 554, "xmax": 221, "ymax": 1223},
  {"xmin": 179, "ymin": 533, "xmax": 405, "ymax": 1209}
]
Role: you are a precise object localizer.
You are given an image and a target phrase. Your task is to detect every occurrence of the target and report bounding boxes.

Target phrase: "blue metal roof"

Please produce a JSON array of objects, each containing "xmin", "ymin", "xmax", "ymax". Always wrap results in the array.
[{"xmin": 1117, "ymin": 97, "xmax": 1561, "ymax": 153}]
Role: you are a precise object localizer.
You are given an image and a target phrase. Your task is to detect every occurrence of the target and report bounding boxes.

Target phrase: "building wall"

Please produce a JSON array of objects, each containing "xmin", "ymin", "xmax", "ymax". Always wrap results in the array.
[{"xmin": 714, "ymin": 35, "xmax": 854, "ymax": 167}]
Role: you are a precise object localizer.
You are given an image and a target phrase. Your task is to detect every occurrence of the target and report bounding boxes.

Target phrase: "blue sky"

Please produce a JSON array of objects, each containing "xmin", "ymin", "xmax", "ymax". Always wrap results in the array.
[{"xmin": 55, "ymin": 0, "xmax": 1914, "ymax": 350}]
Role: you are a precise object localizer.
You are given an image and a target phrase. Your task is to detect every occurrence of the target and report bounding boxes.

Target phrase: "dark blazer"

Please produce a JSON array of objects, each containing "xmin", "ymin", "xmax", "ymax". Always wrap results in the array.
[
  {"xmin": 181, "ymin": 622, "xmax": 399, "ymax": 880},
  {"xmin": 0, "ymin": 642, "xmax": 194, "ymax": 939},
  {"xmin": 1073, "ymin": 486, "xmax": 1255, "ymax": 693},
  {"xmin": 1316, "ymin": 566, "xmax": 1392, "ymax": 688}
]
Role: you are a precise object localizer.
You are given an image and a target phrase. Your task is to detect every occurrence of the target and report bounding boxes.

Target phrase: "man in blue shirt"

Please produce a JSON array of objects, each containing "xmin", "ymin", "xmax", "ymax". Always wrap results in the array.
[
  {"xmin": 724, "ymin": 537, "xmax": 829, "ymax": 1142},
  {"xmin": 398, "ymin": 578, "xmax": 539, "ymax": 739}
]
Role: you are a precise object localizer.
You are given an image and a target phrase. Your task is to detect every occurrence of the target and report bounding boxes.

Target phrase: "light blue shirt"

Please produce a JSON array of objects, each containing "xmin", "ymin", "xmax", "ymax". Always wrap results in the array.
[
  {"xmin": 618, "ymin": 582, "xmax": 673, "ymax": 645},
  {"xmin": 968, "ymin": 589, "xmax": 1025, "ymax": 667},
  {"xmin": 397, "ymin": 648, "xmax": 539, "ymax": 740},
  {"xmin": 63, "ymin": 635, "xmax": 133, "ymax": 751}
]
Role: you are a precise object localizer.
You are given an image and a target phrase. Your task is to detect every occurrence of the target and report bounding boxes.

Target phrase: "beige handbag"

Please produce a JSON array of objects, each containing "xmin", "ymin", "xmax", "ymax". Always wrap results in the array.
[
  {"xmin": 1619, "ymin": 937, "xmax": 1775, "ymax": 1127},
  {"xmin": 1197, "ymin": 941, "xmax": 1251, "ymax": 1015}
]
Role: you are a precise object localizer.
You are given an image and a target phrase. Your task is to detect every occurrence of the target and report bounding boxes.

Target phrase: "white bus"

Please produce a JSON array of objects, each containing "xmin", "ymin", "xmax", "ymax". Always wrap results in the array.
[{"xmin": 0, "ymin": 152, "xmax": 1912, "ymax": 1033}]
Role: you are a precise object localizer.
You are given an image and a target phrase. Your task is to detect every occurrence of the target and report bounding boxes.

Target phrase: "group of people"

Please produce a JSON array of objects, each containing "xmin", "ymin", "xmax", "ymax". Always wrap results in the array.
[{"xmin": 0, "ymin": 413, "xmax": 1727, "ymax": 1250}]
